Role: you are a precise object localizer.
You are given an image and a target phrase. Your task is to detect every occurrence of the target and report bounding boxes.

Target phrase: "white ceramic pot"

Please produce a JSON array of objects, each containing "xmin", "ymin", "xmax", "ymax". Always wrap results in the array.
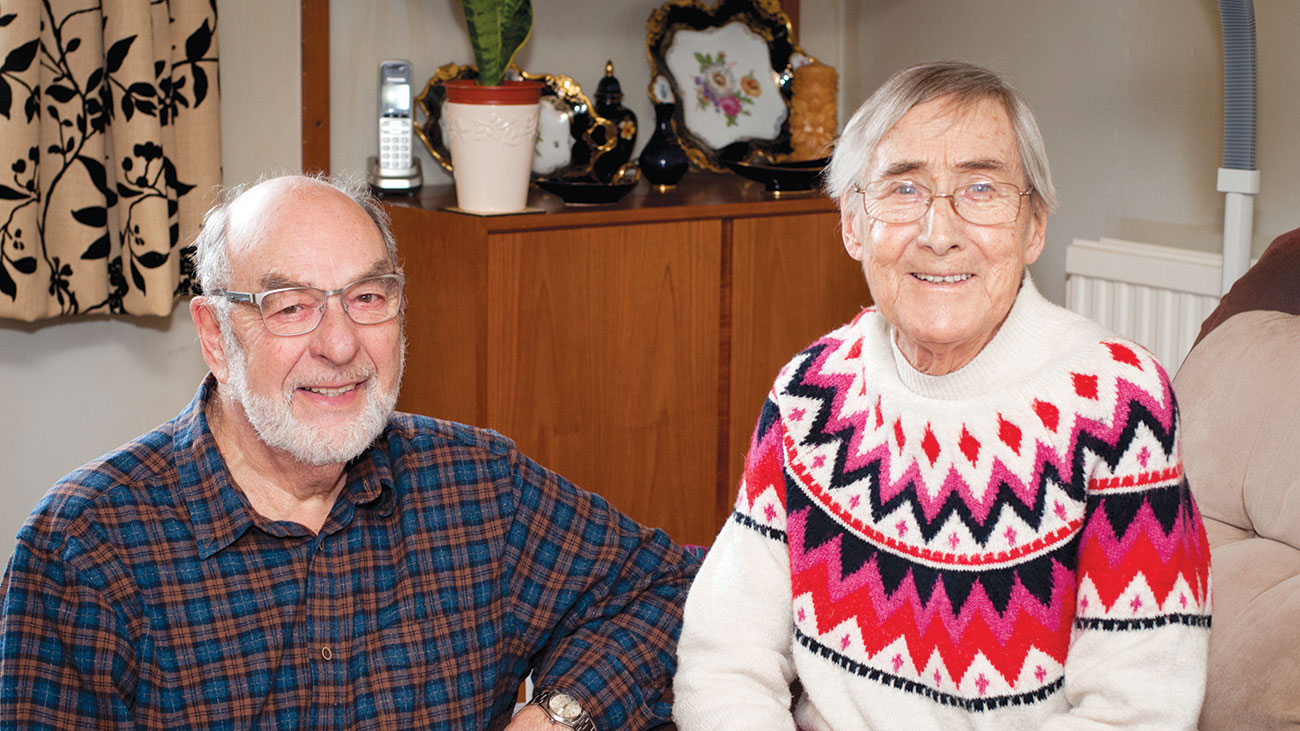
[{"xmin": 443, "ymin": 80, "xmax": 542, "ymax": 214}]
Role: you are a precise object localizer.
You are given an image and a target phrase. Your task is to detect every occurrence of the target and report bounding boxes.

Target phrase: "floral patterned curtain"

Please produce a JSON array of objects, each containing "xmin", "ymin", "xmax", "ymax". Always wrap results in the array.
[{"xmin": 0, "ymin": 0, "xmax": 220, "ymax": 321}]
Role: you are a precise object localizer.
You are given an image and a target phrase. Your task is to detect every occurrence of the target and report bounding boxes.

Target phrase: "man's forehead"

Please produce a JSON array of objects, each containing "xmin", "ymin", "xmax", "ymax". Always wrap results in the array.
[{"xmin": 224, "ymin": 180, "xmax": 389, "ymax": 288}]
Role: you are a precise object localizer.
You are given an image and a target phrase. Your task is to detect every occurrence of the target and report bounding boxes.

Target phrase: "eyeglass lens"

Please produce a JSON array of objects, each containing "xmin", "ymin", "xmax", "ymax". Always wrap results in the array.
[
  {"xmin": 864, "ymin": 180, "xmax": 1023, "ymax": 225},
  {"xmin": 260, "ymin": 276, "xmax": 403, "ymax": 335}
]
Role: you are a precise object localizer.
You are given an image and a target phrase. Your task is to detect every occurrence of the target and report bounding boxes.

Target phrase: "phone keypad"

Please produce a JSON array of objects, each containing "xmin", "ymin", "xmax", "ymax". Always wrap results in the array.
[{"xmin": 380, "ymin": 118, "xmax": 411, "ymax": 170}]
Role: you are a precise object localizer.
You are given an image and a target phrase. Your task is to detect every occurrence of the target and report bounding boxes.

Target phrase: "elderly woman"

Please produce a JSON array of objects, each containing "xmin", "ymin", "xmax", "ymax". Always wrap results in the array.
[{"xmin": 673, "ymin": 61, "xmax": 1211, "ymax": 729}]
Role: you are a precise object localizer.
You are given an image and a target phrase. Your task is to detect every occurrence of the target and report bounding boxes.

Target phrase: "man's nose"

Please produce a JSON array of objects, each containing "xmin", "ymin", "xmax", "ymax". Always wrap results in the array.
[
  {"xmin": 918, "ymin": 195, "xmax": 963, "ymax": 254},
  {"xmin": 309, "ymin": 294, "xmax": 361, "ymax": 363}
]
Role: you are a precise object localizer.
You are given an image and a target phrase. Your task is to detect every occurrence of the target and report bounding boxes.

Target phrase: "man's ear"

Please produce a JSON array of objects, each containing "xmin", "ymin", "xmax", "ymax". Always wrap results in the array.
[
  {"xmin": 841, "ymin": 198, "xmax": 866, "ymax": 262},
  {"xmin": 191, "ymin": 297, "xmax": 231, "ymax": 383}
]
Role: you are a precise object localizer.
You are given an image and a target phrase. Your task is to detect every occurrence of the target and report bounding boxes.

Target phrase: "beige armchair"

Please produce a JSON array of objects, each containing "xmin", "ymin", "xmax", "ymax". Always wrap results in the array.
[{"xmin": 1174, "ymin": 227, "xmax": 1300, "ymax": 729}]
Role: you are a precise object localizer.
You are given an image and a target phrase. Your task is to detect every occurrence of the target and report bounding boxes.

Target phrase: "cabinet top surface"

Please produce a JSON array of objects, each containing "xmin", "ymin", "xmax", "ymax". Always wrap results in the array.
[{"xmin": 380, "ymin": 173, "xmax": 839, "ymax": 230}]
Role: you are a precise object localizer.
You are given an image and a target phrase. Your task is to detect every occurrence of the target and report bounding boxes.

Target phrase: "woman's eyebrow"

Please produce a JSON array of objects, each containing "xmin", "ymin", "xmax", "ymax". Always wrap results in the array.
[
  {"xmin": 956, "ymin": 158, "xmax": 1010, "ymax": 173},
  {"xmin": 882, "ymin": 161, "xmax": 925, "ymax": 177}
]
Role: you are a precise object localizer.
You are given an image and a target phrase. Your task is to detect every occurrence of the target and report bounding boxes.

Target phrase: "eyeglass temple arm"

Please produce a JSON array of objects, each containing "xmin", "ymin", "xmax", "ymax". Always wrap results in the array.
[{"xmin": 213, "ymin": 290, "xmax": 255, "ymax": 304}]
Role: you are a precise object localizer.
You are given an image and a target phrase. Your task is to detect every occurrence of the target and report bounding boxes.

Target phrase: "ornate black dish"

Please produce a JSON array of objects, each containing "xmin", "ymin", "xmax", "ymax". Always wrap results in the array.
[
  {"xmin": 721, "ymin": 156, "xmax": 828, "ymax": 192},
  {"xmin": 535, "ymin": 176, "xmax": 639, "ymax": 205}
]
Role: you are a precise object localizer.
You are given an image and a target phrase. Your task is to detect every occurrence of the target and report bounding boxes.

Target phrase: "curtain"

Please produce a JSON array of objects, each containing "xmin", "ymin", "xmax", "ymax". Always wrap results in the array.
[{"xmin": 0, "ymin": 0, "xmax": 220, "ymax": 321}]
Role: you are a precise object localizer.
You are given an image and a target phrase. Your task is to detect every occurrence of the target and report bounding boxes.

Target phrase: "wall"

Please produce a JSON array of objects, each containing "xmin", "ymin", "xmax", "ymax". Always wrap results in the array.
[
  {"xmin": 0, "ymin": 0, "xmax": 301, "ymax": 566},
  {"xmin": 845, "ymin": 0, "xmax": 1300, "ymax": 304},
  {"xmin": 4, "ymin": 1, "xmax": 1299, "ymax": 564}
]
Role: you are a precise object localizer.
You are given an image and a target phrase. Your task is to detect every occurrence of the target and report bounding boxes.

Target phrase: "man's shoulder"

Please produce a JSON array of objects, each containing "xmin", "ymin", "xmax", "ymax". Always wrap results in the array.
[
  {"xmin": 384, "ymin": 412, "xmax": 520, "ymax": 461},
  {"xmin": 20, "ymin": 425, "xmax": 177, "ymax": 554}
]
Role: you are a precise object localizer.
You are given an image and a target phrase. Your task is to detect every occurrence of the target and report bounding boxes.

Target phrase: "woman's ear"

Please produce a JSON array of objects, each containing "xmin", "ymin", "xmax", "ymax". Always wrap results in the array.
[
  {"xmin": 1022, "ymin": 206, "xmax": 1048, "ymax": 266},
  {"xmin": 841, "ymin": 198, "xmax": 866, "ymax": 262}
]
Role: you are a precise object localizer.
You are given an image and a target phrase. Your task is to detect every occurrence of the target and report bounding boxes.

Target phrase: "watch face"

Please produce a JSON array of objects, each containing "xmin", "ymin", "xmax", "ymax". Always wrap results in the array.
[{"xmin": 548, "ymin": 693, "xmax": 582, "ymax": 720}]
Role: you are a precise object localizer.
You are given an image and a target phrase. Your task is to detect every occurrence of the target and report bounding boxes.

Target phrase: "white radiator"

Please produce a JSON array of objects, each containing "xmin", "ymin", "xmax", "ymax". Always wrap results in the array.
[{"xmin": 1065, "ymin": 238, "xmax": 1224, "ymax": 372}]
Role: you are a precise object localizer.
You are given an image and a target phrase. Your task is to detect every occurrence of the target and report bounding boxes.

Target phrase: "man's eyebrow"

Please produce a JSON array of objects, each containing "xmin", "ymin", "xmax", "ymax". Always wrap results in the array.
[
  {"xmin": 256, "ymin": 259, "xmax": 394, "ymax": 291},
  {"xmin": 257, "ymin": 272, "xmax": 305, "ymax": 290}
]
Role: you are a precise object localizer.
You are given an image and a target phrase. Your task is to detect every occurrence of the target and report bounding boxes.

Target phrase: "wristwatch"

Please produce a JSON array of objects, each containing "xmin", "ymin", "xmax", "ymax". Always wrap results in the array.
[{"xmin": 529, "ymin": 688, "xmax": 597, "ymax": 731}]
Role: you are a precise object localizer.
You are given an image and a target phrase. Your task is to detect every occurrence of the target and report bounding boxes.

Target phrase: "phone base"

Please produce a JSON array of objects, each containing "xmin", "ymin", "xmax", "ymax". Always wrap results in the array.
[{"xmin": 367, "ymin": 156, "xmax": 423, "ymax": 192}]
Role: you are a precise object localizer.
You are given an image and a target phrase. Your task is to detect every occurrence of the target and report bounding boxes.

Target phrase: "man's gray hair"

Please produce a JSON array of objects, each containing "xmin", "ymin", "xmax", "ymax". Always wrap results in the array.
[
  {"xmin": 191, "ymin": 173, "xmax": 400, "ymax": 295},
  {"xmin": 824, "ymin": 61, "xmax": 1057, "ymax": 217}
]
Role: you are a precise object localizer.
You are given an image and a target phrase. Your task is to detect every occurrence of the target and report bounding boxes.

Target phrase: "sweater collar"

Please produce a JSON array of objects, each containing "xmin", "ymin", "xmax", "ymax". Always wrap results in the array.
[{"xmin": 887, "ymin": 274, "xmax": 1062, "ymax": 400}]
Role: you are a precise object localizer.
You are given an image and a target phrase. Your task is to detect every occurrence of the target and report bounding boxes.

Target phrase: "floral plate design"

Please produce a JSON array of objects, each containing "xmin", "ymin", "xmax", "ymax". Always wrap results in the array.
[
  {"xmin": 413, "ymin": 63, "xmax": 617, "ymax": 178},
  {"xmin": 646, "ymin": 0, "xmax": 814, "ymax": 172}
]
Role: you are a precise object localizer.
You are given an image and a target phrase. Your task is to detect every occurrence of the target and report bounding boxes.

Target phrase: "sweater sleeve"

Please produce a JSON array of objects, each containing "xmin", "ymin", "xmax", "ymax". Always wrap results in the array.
[
  {"xmin": 1044, "ymin": 353, "xmax": 1212, "ymax": 730},
  {"xmin": 673, "ymin": 399, "xmax": 800, "ymax": 730}
]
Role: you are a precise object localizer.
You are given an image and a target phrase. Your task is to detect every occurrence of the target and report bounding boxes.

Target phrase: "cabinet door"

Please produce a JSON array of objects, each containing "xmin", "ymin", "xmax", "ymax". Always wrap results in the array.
[
  {"xmin": 485, "ymin": 220, "xmax": 724, "ymax": 546},
  {"xmin": 727, "ymin": 212, "xmax": 872, "ymax": 500}
]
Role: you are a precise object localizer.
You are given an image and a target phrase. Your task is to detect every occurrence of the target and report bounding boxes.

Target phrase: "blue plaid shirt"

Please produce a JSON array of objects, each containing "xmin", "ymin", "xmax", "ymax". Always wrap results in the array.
[{"xmin": 1, "ymin": 378, "xmax": 698, "ymax": 729}]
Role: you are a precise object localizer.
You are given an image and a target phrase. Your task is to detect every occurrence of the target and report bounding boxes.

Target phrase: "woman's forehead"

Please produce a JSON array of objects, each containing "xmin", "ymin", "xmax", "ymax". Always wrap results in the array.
[{"xmin": 869, "ymin": 96, "xmax": 1022, "ymax": 179}]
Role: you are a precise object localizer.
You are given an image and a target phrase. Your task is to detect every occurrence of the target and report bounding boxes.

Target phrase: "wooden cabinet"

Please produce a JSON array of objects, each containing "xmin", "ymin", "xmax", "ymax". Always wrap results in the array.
[{"xmin": 384, "ymin": 175, "xmax": 870, "ymax": 546}]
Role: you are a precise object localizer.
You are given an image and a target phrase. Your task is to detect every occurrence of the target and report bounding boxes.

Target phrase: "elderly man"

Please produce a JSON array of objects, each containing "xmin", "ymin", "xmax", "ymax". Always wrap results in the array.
[
  {"xmin": 1, "ymin": 175, "xmax": 697, "ymax": 729},
  {"xmin": 673, "ymin": 61, "xmax": 1211, "ymax": 729}
]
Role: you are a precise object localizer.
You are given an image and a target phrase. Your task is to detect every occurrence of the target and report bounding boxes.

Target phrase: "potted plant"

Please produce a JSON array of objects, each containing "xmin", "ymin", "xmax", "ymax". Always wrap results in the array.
[{"xmin": 443, "ymin": 0, "xmax": 543, "ymax": 214}]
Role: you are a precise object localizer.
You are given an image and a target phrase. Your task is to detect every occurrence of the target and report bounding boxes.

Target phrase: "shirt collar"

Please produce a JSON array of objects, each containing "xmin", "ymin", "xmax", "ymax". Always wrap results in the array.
[{"xmin": 174, "ymin": 375, "xmax": 397, "ymax": 559}]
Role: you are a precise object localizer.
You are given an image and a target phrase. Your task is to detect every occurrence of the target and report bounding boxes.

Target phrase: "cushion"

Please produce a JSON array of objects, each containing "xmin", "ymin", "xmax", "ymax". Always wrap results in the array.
[
  {"xmin": 1176, "ymin": 309, "xmax": 1300, "ymax": 549},
  {"xmin": 1176, "ymin": 307, "xmax": 1300, "ymax": 729},
  {"xmin": 1196, "ymin": 226, "xmax": 1300, "ymax": 345}
]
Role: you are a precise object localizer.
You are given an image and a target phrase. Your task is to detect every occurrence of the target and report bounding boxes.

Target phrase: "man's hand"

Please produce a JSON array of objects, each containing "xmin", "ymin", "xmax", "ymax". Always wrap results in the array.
[{"xmin": 504, "ymin": 703, "xmax": 560, "ymax": 730}]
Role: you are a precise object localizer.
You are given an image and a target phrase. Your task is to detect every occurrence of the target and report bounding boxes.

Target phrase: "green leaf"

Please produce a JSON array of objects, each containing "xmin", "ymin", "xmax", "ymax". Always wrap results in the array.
[{"xmin": 459, "ymin": 0, "xmax": 532, "ymax": 86}]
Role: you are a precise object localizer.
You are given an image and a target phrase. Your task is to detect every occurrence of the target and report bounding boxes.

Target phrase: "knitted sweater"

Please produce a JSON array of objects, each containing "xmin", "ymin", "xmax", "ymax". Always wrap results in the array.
[{"xmin": 674, "ymin": 279, "xmax": 1211, "ymax": 730}]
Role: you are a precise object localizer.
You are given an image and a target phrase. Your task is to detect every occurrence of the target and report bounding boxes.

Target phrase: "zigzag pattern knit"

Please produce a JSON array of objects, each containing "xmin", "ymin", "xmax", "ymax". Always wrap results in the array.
[{"xmin": 675, "ymin": 280, "xmax": 1211, "ymax": 730}]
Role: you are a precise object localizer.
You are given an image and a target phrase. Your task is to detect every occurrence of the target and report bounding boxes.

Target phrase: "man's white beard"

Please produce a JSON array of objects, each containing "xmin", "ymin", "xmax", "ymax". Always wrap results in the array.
[{"xmin": 219, "ymin": 324, "xmax": 403, "ymax": 466}]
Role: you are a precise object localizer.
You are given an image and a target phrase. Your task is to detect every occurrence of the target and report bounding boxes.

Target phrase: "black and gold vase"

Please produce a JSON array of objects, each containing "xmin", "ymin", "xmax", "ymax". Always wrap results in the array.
[
  {"xmin": 638, "ymin": 101, "xmax": 689, "ymax": 190},
  {"xmin": 593, "ymin": 61, "xmax": 637, "ymax": 183}
]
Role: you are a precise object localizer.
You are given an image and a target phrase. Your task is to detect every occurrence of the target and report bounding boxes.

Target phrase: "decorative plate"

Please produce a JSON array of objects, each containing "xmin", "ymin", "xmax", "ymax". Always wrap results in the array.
[
  {"xmin": 535, "ymin": 176, "xmax": 639, "ymax": 206},
  {"xmin": 721, "ymin": 156, "xmax": 828, "ymax": 193},
  {"xmin": 413, "ymin": 63, "xmax": 618, "ymax": 178},
  {"xmin": 646, "ymin": 0, "xmax": 814, "ymax": 172}
]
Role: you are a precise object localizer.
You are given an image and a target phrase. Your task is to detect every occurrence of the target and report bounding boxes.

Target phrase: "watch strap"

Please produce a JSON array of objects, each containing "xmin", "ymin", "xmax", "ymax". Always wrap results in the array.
[{"xmin": 529, "ymin": 688, "xmax": 597, "ymax": 731}]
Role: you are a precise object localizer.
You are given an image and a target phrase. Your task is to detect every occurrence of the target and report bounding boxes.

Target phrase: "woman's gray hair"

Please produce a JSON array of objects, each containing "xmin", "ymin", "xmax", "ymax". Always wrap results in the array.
[
  {"xmin": 190, "ymin": 173, "xmax": 400, "ymax": 295},
  {"xmin": 824, "ymin": 61, "xmax": 1057, "ymax": 216}
]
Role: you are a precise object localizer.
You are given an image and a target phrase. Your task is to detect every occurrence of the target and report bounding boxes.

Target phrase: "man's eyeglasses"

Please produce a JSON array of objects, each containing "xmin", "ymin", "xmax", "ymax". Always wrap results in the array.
[
  {"xmin": 853, "ymin": 179, "xmax": 1033, "ymax": 226},
  {"xmin": 210, "ymin": 273, "xmax": 405, "ymax": 336}
]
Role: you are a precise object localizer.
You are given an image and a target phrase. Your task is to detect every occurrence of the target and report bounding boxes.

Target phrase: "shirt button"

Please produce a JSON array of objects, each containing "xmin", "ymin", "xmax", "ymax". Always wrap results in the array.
[{"xmin": 321, "ymin": 646, "xmax": 333, "ymax": 660}]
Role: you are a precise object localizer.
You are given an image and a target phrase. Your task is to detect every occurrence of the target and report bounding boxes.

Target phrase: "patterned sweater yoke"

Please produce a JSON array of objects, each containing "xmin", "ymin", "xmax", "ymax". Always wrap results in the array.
[{"xmin": 675, "ymin": 278, "xmax": 1212, "ymax": 731}]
